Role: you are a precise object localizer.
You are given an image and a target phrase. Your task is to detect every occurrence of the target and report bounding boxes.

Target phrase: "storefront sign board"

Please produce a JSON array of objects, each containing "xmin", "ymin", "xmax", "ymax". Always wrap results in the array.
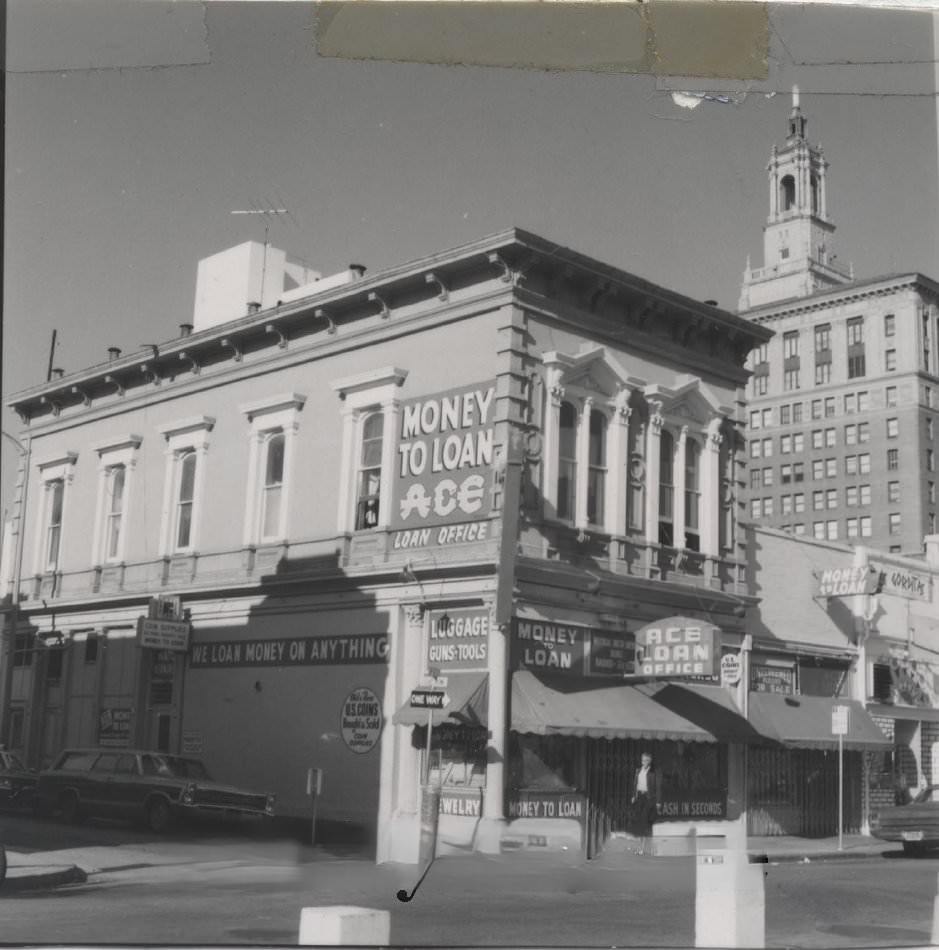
[
  {"xmin": 751, "ymin": 665, "xmax": 796, "ymax": 695},
  {"xmin": 720, "ymin": 653, "xmax": 742, "ymax": 686},
  {"xmin": 817, "ymin": 566, "xmax": 879, "ymax": 598},
  {"xmin": 512, "ymin": 619, "xmax": 589, "ymax": 674},
  {"xmin": 587, "ymin": 632, "xmax": 636, "ymax": 677},
  {"xmin": 438, "ymin": 787, "xmax": 483, "ymax": 818},
  {"xmin": 340, "ymin": 687, "xmax": 383, "ymax": 754},
  {"xmin": 870, "ymin": 563, "xmax": 931, "ymax": 601},
  {"xmin": 391, "ymin": 382, "xmax": 497, "ymax": 541},
  {"xmin": 391, "ymin": 520, "xmax": 491, "ymax": 551},
  {"xmin": 634, "ymin": 618, "xmax": 720, "ymax": 678},
  {"xmin": 658, "ymin": 791, "xmax": 727, "ymax": 820},
  {"xmin": 137, "ymin": 617, "xmax": 190, "ymax": 652},
  {"xmin": 427, "ymin": 607, "xmax": 489, "ymax": 672},
  {"xmin": 189, "ymin": 633, "xmax": 388, "ymax": 669},
  {"xmin": 507, "ymin": 790, "xmax": 585, "ymax": 821}
]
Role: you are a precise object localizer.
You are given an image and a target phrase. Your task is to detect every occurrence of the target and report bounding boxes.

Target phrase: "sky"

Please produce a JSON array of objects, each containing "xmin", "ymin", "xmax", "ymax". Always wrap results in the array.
[{"xmin": 3, "ymin": 1, "xmax": 937, "ymax": 519}]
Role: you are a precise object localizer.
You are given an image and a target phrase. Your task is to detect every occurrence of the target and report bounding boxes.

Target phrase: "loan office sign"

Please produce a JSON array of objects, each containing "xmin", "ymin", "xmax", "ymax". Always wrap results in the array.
[{"xmin": 391, "ymin": 382, "xmax": 496, "ymax": 550}]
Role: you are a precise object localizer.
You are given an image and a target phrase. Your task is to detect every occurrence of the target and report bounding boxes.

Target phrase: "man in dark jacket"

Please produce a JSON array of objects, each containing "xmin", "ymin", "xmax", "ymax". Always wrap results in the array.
[{"xmin": 631, "ymin": 752, "xmax": 660, "ymax": 855}]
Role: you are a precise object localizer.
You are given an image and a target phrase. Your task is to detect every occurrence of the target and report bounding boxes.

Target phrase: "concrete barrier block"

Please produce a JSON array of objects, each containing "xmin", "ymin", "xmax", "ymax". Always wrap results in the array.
[
  {"xmin": 695, "ymin": 851, "xmax": 765, "ymax": 948},
  {"xmin": 299, "ymin": 905, "xmax": 390, "ymax": 946}
]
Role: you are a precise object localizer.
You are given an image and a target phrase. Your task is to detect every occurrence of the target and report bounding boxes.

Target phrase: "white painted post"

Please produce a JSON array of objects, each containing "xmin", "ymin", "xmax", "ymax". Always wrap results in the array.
[
  {"xmin": 298, "ymin": 906, "xmax": 390, "ymax": 947},
  {"xmin": 695, "ymin": 851, "xmax": 765, "ymax": 948}
]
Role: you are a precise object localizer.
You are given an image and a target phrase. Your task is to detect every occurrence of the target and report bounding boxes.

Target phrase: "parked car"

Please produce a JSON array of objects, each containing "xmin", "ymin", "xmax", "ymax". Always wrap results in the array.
[
  {"xmin": 36, "ymin": 748, "xmax": 275, "ymax": 833},
  {"xmin": 871, "ymin": 785, "xmax": 939, "ymax": 854},
  {"xmin": 0, "ymin": 749, "xmax": 38, "ymax": 811}
]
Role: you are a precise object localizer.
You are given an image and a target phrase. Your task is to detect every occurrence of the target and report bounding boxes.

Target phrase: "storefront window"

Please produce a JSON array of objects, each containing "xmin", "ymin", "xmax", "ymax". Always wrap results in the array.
[{"xmin": 414, "ymin": 724, "xmax": 487, "ymax": 788}]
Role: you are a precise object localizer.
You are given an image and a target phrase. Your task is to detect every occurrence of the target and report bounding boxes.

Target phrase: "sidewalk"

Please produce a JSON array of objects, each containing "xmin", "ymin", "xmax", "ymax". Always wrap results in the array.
[{"xmin": 1, "ymin": 833, "xmax": 897, "ymax": 892}]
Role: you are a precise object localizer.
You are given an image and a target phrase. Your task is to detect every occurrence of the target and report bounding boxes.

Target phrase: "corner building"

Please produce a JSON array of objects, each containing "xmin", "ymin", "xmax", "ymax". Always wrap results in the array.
[
  {"xmin": 2, "ymin": 229, "xmax": 772, "ymax": 862},
  {"xmin": 740, "ymin": 94, "xmax": 939, "ymax": 555}
]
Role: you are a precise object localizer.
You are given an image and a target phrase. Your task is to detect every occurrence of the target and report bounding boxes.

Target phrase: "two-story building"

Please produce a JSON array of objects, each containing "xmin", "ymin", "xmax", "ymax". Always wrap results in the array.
[{"xmin": 2, "ymin": 228, "xmax": 781, "ymax": 862}]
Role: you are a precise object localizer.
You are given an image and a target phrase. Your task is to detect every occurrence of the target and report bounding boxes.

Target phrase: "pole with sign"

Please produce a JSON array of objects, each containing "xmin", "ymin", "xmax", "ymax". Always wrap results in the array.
[
  {"xmin": 832, "ymin": 704, "xmax": 849, "ymax": 852},
  {"xmin": 410, "ymin": 687, "xmax": 450, "ymax": 865}
]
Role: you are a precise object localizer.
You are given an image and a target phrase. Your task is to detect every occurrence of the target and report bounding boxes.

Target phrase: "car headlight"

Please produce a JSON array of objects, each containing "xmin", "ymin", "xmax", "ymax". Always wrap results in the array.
[{"xmin": 181, "ymin": 783, "xmax": 196, "ymax": 805}]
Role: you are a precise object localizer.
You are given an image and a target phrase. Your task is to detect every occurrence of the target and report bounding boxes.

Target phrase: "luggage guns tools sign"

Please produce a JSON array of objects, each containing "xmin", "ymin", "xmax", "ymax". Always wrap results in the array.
[
  {"xmin": 341, "ymin": 687, "xmax": 383, "ymax": 754},
  {"xmin": 634, "ymin": 617, "xmax": 721, "ymax": 678}
]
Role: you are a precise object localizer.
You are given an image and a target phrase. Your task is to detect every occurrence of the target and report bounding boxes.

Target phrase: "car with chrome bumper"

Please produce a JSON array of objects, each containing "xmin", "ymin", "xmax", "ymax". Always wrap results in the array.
[
  {"xmin": 36, "ymin": 748, "xmax": 275, "ymax": 833},
  {"xmin": 870, "ymin": 785, "xmax": 939, "ymax": 854},
  {"xmin": 0, "ymin": 749, "xmax": 38, "ymax": 811}
]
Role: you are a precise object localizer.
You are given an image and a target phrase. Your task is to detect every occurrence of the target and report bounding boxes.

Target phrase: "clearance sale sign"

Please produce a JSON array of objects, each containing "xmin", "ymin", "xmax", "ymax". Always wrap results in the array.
[{"xmin": 391, "ymin": 381, "xmax": 497, "ymax": 549}]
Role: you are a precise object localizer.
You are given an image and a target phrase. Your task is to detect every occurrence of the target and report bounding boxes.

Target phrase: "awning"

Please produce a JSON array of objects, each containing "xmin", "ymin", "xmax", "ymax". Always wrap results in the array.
[
  {"xmin": 392, "ymin": 673, "xmax": 489, "ymax": 728},
  {"xmin": 747, "ymin": 693, "xmax": 890, "ymax": 751},
  {"xmin": 866, "ymin": 703, "xmax": 939, "ymax": 724},
  {"xmin": 510, "ymin": 671, "xmax": 764, "ymax": 743}
]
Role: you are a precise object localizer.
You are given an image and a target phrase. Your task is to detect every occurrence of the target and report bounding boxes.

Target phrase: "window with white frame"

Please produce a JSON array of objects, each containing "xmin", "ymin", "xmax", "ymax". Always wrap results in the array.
[
  {"xmin": 91, "ymin": 436, "xmax": 141, "ymax": 565},
  {"xmin": 793, "ymin": 434, "xmax": 805, "ymax": 453},
  {"xmin": 240, "ymin": 394, "xmax": 306, "ymax": 545},
  {"xmin": 157, "ymin": 417, "xmax": 214, "ymax": 556},
  {"xmin": 684, "ymin": 438, "xmax": 700, "ymax": 551},
  {"xmin": 331, "ymin": 367, "xmax": 408, "ymax": 533},
  {"xmin": 557, "ymin": 401, "xmax": 578, "ymax": 522},
  {"xmin": 587, "ymin": 410, "xmax": 607, "ymax": 526},
  {"xmin": 33, "ymin": 452, "xmax": 78, "ymax": 574},
  {"xmin": 658, "ymin": 429, "xmax": 675, "ymax": 546},
  {"xmin": 794, "ymin": 492, "xmax": 805, "ymax": 513}
]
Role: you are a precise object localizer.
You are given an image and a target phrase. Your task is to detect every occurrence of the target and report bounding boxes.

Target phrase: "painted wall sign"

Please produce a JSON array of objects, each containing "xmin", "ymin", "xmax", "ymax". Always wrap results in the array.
[
  {"xmin": 871, "ymin": 563, "xmax": 931, "ymax": 601},
  {"xmin": 586, "ymin": 632, "xmax": 636, "ymax": 677},
  {"xmin": 817, "ymin": 566, "xmax": 879, "ymax": 598},
  {"xmin": 658, "ymin": 791, "xmax": 727, "ymax": 820},
  {"xmin": 634, "ymin": 617, "xmax": 720, "ymax": 678},
  {"xmin": 427, "ymin": 607, "xmax": 489, "ymax": 671},
  {"xmin": 507, "ymin": 790, "xmax": 585, "ymax": 821},
  {"xmin": 137, "ymin": 617, "xmax": 191, "ymax": 652},
  {"xmin": 340, "ymin": 686, "xmax": 383, "ymax": 754},
  {"xmin": 392, "ymin": 520, "xmax": 491, "ymax": 551},
  {"xmin": 512, "ymin": 619, "xmax": 589, "ymax": 673},
  {"xmin": 720, "ymin": 653, "xmax": 742, "ymax": 687},
  {"xmin": 98, "ymin": 707, "xmax": 132, "ymax": 747},
  {"xmin": 189, "ymin": 633, "xmax": 389, "ymax": 669},
  {"xmin": 392, "ymin": 382, "xmax": 496, "ymax": 537}
]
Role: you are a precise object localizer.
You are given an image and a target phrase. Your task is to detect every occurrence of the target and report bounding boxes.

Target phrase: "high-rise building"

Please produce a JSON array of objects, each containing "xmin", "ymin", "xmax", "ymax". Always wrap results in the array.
[{"xmin": 740, "ymin": 92, "xmax": 939, "ymax": 555}]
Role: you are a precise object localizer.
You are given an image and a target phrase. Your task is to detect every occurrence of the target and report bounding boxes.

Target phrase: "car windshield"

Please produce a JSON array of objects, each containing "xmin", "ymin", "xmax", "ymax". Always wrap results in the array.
[{"xmin": 142, "ymin": 754, "xmax": 211, "ymax": 781}]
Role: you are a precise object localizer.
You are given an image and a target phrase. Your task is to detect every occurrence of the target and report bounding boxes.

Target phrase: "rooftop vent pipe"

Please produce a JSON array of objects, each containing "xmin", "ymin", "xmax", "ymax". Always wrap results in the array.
[
  {"xmin": 247, "ymin": 301, "xmax": 261, "ymax": 315},
  {"xmin": 704, "ymin": 299, "xmax": 718, "ymax": 307},
  {"xmin": 51, "ymin": 367, "xmax": 64, "ymax": 379},
  {"xmin": 179, "ymin": 323, "xmax": 193, "ymax": 337},
  {"xmin": 107, "ymin": 347, "xmax": 122, "ymax": 362},
  {"xmin": 349, "ymin": 264, "xmax": 367, "ymax": 278}
]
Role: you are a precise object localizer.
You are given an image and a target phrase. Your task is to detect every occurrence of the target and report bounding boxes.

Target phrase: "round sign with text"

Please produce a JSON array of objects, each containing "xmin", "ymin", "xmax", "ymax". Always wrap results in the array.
[{"xmin": 340, "ymin": 687, "xmax": 383, "ymax": 755}]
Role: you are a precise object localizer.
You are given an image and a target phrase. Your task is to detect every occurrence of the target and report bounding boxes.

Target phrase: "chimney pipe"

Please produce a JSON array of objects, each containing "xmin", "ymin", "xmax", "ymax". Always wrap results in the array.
[
  {"xmin": 51, "ymin": 367, "xmax": 64, "ymax": 379},
  {"xmin": 349, "ymin": 264, "xmax": 367, "ymax": 278},
  {"xmin": 247, "ymin": 301, "xmax": 261, "ymax": 315},
  {"xmin": 179, "ymin": 323, "xmax": 193, "ymax": 338},
  {"xmin": 107, "ymin": 347, "xmax": 122, "ymax": 362},
  {"xmin": 704, "ymin": 300, "xmax": 718, "ymax": 307}
]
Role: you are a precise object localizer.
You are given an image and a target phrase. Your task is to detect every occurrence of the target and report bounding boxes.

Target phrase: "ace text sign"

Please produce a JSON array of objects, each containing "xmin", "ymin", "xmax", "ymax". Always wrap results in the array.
[{"xmin": 634, "ymin": 617, "xmax": 720, "ymax": 678}]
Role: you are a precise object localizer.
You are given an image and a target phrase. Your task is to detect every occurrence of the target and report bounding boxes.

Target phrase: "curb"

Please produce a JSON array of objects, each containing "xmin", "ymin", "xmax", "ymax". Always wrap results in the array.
[
  {"xmin": 757, "ymin": 850, "xmax": 890, "ymax": 864},
  {"xmin": 1, "ymin": 865, "xmax": 88, "ymax": 893}
]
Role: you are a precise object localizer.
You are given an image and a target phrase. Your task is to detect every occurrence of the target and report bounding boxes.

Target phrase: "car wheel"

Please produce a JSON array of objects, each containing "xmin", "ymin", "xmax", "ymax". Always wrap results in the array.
[
  {"xmin": 59, "ymin": 791, "xmax": 81, "ymax": 824},
  {"xmin": 146, "ymin": 798, "xmax": 173, "ymax": 834}
]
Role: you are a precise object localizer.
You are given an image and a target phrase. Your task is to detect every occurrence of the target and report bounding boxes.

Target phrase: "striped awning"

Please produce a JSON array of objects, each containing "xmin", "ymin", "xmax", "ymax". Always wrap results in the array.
[
  {"xmin": 510, "ymin": 671, "xmax": 764, "ymax": 743},
  {"xmin": 747, "ymin": 693, "xmax": 890, "ymax": 751},
  {"xmin": 393, "ymin": 673, "xmax": 489, "ymax": 728}
]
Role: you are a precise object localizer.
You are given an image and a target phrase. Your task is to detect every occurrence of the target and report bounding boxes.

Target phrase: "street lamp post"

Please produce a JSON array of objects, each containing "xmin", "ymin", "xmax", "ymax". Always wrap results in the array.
[{"xmin": 1, "ymin": 430, "xmax": 31, "ymax": 749}]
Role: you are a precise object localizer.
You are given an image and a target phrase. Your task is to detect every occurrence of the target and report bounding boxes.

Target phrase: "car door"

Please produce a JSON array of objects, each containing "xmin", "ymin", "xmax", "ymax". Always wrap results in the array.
[
  {"xmin": 87, "ymin": 752, "xmax": 122, "ymax": 814},
  {"xmin": 110, "ymin": 753, "xmax": 146, "ymax": 818}
]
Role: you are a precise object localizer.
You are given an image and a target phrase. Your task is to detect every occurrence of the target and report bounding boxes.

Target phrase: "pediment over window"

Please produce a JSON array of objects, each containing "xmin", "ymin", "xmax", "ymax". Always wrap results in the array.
[
  {"xmin": 644, "ymin": 376, "xmax": 732, "ymax": 426},
  {"xmin": 543, "ymin": 346, "xmax": 646, "ymax": 402}
]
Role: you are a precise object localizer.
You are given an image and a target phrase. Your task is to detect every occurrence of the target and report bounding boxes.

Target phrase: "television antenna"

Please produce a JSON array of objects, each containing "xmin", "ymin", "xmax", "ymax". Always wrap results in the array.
[{"xmin": 230, "ymin": 206, "xmax": 290, "ymax": 306}]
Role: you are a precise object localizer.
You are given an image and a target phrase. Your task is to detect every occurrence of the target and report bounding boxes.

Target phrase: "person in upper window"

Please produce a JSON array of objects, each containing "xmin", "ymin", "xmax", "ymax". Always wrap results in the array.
[{"xmin": 630, "ymin": 752, "xmax": 660, "ymax": 856}]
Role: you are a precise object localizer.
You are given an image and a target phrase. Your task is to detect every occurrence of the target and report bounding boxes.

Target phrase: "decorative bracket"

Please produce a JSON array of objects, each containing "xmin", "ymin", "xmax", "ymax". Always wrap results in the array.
[
  {"xmin": 178, "ymin": 352, "xmax": 201, "ymax": 375},
  {"xmin": 314, "ymin": 308, "xmax": 337, "ymax": 335},
  {"xmin": 140, "ymin": 363, "xmax": 161, "ymax": 386},
  {"xmin": 487, "ymin": 252, "xmax": 513, "ymax": 284},
  {"xmin": 368, "ymin": 291, "xmax": 391, "ymax": 319},
  {"xmin": 425, "ymin": 272, "xmax": 449, "ymax": 302},
  {"xmin": 40, "ymin": 395, "xmax": 62, "ymax": 417},
  {"xmin": 220, "ymin": 337, "xmax": 243, "ymax": 362},
  {"xmin": 70, "ymin": 385, "xmax": 91, "ymax": 407},
  {"xmin": 15, "ymin": 408, "xmax": 31, "ymax": 425},
  {"xmin": 265, "ymin": 324, "xmax": 288, "ymax": 349},
  {"xmin": 104, "ymin": 374, "xmax": 125, "ymax": 397}
]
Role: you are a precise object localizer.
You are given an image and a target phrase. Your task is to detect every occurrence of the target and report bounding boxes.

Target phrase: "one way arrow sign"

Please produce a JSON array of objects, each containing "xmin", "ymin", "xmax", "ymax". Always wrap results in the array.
[{"xmin": 409, "ymin": 689, "xmax": 450, "ymax": 709}]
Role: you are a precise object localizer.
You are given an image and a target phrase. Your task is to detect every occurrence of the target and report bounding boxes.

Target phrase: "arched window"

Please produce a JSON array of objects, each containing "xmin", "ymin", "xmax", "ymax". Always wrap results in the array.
[
  {"xmin": 587, "ymin": 410, "xmax": 607, "ymax": 526},
  {"xmin": 780, "ymin": 175, "xmax": 796, "ymax": 211},
  {"xmin": 260, "ymin": 431, "xmax": 285, "ymax": 540},
  {"xmin": 684, "ymin": 439, "xmax": 701, "ymax": 552},
  {"xmin": 658, "ymin": 430, "xmax": 674, "ymax": 546},
  {"xmin": 175, "ymin": 451, "xmax": 197, "ymax": 550},
  {"xmin": 557, "ymin": 401, "xmax": 577, "ymax": 521},
  {"xmin": 355, "ymin": 412, "xmax": 383, "ymax": 529}
]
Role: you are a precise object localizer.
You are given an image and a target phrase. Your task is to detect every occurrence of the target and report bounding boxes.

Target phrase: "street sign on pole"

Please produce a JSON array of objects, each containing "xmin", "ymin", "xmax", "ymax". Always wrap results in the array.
[
  {"xmin": 831, "ymin": 704, "xmax": 849, "ymax": 736},
  {"xmin": 409, "ymin": 689, "xmax": 450, "ymax": 710}
]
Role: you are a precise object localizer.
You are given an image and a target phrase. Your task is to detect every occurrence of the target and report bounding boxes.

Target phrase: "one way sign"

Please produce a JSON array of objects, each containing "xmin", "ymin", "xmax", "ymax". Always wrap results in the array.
[{"xmin": 409, "ymin": 689, "xmax": 450, "ymax": 710}]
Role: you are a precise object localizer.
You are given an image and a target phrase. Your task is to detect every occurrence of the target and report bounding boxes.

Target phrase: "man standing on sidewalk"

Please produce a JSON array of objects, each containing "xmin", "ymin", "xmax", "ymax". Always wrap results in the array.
[{"xmin": 630, "ymin": 752, "xmax": 660, "ymax": 856}]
